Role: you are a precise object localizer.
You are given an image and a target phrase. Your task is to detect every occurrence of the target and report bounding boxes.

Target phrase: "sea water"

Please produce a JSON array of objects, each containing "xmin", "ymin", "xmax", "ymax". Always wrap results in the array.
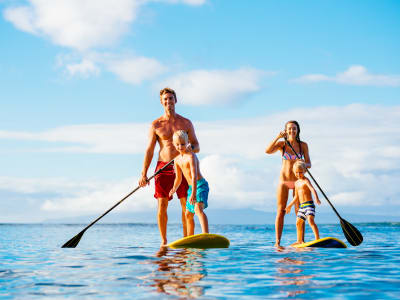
[{"xmin": 0, "ymin": 223, "xmax": 399, "ymax": 299}]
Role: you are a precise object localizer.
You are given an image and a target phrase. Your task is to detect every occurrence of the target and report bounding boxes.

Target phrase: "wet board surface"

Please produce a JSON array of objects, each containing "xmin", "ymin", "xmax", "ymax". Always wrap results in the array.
[
  {"xmin": 168, "ymin": 233, "xmax": 230, "ymax": 249},
  {"xmin": 292, "ymin": 237, "xmax": 347, "ymax": 248}
]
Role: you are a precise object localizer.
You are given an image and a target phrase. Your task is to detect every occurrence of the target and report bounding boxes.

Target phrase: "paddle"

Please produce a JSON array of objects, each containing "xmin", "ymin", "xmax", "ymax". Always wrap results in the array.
[
  {"xmin": 61, "ymin": 159, "xmax": 175, "ymax": 248},
  {"xmin": 285, "ymin": 139, "xmax": 363, "ymax": 246}
]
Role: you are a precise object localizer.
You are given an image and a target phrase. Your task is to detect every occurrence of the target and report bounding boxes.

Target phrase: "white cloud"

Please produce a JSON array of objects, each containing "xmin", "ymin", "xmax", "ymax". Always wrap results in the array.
[
  {"xmin": 106, "ymin": 57, "xmax": 167, "ymax": 85},
  {"xmin": 158, "ymin": 68, "xmax": 269, "ymax": 105},
  {"xmin": 0, "ymin": 123, "xmax": 149, "ymax": 154},
  {"xmin": 3, "ymin": 0, "xmax": 207, "ymax": 52},
  {"xmin": 66, "ymin": 58, "xmax": 100, "ymax": 77},
  {"xmin": 1, "ymin": 104, "xmax": 400, "ymax": 219},
  {"xmin": 294, "ymin": 65, "xmax": 400, "ymax": 86},
  {"xmin": 4, "ymin": 0, "xmax": 140, "ymax": 51}
]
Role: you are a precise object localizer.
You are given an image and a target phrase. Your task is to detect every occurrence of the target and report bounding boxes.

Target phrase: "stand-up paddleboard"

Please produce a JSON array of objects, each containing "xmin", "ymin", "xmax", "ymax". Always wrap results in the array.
[
  {"xmin": 293, "ymin": 237, "xmax": 347, "ymax": 248},
  {"xmin": 168, "ymin": 233, "xmax": 230, "ymax": 249}
]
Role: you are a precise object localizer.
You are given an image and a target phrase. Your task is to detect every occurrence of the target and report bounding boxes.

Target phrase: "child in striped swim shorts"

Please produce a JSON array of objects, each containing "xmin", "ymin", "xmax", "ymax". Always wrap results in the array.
[{"xmin": 285, "ymin": 160, "xmax": 321, "ymax": 245}]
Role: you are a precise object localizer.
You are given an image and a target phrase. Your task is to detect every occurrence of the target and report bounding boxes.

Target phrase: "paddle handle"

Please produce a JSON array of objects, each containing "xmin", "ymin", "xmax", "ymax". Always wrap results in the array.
[
  {"xmin": 79, "ymin": 159, "xmax": 175, "ymax": 233},
  {"xmin": 285, "ymin": 140, "xmax": 342, "ymax": 220}
]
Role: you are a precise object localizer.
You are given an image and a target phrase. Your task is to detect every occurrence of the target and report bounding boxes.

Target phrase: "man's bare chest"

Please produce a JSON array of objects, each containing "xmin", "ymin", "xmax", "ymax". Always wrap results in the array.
[{"xmin": 155, "ymin": 121, "xmax": 188, "ymax": 140}]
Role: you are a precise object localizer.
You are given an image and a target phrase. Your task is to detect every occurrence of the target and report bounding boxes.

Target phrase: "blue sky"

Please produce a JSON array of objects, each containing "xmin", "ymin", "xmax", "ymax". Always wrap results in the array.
[{"xmin": 0, "ymin": 0, "xmax": 399, "ymax": 222}]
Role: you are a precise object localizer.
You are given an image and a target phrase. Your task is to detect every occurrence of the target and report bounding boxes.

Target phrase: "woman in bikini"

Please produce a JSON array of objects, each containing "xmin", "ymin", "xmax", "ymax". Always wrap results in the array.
[{"xmin": 265, "ymin": 120, "xmax": 311, "ymax": 248}]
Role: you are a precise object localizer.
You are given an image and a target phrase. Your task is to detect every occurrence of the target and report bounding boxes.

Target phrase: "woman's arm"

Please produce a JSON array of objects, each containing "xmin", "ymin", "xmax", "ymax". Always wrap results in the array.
[{"xmin": 265, "ymin": 131, "xmax": 286, "ymax": 154}]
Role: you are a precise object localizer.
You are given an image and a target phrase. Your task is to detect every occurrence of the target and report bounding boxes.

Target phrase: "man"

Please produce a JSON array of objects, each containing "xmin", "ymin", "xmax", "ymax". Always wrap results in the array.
[{"xmin": 138, "ymin": 88, "xmax": 200, "ymax": 246}]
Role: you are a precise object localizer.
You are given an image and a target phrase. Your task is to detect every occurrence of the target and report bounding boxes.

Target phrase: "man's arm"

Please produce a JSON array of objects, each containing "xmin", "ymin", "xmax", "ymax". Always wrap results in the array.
[
  {"xmin": 138, "ymin": 124, "xmax": 157, "ymax": 187},
  {"xmin": 187, "ymin": 120, "xmax": 200, "ymax": 153}
]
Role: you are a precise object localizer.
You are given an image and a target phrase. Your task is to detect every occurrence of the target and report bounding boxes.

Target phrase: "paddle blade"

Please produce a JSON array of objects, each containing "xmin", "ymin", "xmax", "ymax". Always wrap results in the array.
[
  {"xmin": 340, "ymin": 218, "xmax": 363, "ymax": 246},
  {"xmin": 61, "ymin": 231, "xmax": 85, "ymax": 248}
]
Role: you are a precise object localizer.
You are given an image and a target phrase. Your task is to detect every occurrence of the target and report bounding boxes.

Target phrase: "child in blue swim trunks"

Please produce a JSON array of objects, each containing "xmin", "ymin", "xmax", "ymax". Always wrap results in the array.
[{"xmin": 169, "ymin": 130, "xmax": 209, "ymax": 235}]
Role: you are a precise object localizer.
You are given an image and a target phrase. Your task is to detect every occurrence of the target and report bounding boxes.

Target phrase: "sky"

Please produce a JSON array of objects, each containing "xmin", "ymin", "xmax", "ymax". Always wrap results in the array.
[{"xmin": 0, "ymin": 0, "xmax": 399, "ymax": 223}]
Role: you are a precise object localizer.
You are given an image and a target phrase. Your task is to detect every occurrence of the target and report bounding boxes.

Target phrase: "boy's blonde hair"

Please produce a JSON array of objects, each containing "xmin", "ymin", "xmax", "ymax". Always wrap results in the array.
[
  {"xmin": 173, "ymin": 130, "xmax": 189, "ymax": 144},
  {"xmin": 293, "ymin": 160, "xmax": 306, "ymax": 172}
]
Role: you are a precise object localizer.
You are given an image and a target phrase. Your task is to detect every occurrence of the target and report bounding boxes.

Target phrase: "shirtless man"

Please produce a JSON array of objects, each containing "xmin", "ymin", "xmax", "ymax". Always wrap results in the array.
[{"xmin": 138, "ymin": 88, "xmax": 200, "ymax": 246}]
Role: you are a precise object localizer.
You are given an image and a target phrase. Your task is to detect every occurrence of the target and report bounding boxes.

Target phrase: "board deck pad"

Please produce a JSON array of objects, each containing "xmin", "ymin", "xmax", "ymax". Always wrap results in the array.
[
  {"xmin": 168, "ymin": 233, "xmax": 230, "ymax": 249},
  {"xmin": 292, "ymin": 237, "xmax": 347, "ymax": 248}
]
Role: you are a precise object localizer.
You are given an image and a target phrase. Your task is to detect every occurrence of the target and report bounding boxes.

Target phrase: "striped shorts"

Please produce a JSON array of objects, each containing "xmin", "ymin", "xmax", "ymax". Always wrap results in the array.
[{"xmin": 297, "ymin": 201, "xmax": 315, "ymax": 220}]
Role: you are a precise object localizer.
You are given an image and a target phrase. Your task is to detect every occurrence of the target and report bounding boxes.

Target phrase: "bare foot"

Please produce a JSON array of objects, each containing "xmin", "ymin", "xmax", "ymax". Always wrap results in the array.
[
  {"xmin": 274, "ymin": 243, "xmax": 284, "ymax": 250},
  {"xmin": 291, "ymin": 241, "xmax": 304, "ymax": 246}
]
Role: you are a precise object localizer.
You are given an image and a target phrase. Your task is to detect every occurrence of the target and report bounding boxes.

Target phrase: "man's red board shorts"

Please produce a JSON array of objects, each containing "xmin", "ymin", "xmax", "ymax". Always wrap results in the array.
[{"xmin": 154, "ymin": 161, "xmax": 188, "ymax": 200}]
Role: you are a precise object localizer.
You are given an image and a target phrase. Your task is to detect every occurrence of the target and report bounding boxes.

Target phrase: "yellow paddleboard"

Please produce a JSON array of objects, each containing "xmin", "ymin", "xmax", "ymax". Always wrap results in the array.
[
  {"xmin": 293, "ymin": 237, "xmax": 347, "ymax": 248},
  {"xmin": 168, "ymin": 233, "xmax": 230, "ymax": 249}
]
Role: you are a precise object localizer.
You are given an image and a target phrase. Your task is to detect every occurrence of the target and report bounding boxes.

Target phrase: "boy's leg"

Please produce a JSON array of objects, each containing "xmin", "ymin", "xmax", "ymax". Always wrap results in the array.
[
  {"xmin": 307, "ymin": 215, "xmax": 320, "ymax": 240},
  {"xmin": 194, "ymin": 203, "xmax": 209, "ymax": 234},
  {"xmin": 295, "ymin": 217, "xmax": 305, "ymax": 244},
  {"xmin": 157, "ymin": 197, "xmax": 169, "ymax": 246},
  {"xmin": 185, "ymin": 210, "xmax": 195, "ymax": 236},
  {"xmin": 179, "ymin": 197, "xmax": 188, "ymax": 237}
]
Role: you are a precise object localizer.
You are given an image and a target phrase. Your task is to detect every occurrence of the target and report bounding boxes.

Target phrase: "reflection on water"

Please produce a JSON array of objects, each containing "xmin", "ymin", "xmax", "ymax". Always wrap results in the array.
[
  {"xmin": 275, "ymin": 252, "xmax": 315, "ymax": 298},
  {"xmin": 141, "ymin": 247, "xmax": 207, "ymax": 298}
]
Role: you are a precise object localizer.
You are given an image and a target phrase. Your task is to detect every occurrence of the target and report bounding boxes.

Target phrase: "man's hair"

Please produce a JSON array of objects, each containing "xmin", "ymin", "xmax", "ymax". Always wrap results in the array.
[
  {"xmin": 293, "ymin": 160, "xmax": 306, "ymax": 172},
  {"xmin": 160, "ymin": 87, "xmax": 177, "ymax": 102},
  {"xmin": 173, "ymin": 130, "xmax": 188, "ymax": 144}
]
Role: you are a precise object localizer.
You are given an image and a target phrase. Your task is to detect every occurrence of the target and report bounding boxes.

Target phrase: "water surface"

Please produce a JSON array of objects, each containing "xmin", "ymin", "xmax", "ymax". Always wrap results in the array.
[{"xmin": 1, "ymin": 223, "xmax": 399, "ymax": 299}]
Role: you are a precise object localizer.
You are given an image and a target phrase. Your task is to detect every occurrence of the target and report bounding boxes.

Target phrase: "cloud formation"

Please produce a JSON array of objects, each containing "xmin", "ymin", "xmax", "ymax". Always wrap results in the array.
[
  {"xmin": 159, "ymin": 68, "xmax": 268, "ymax": 105},
  {"xmin": 294, "ymin": 65, "xmax": 400, "ymax": 86},
  {"xmin": 4, "ymin": 0, "xmax": 139, "ymax": 51},
  {"xmin": 106, "ymin": 57, "xmax": 168, "ymax": 85},
  {"xmin": 3, "ymin": 0, "xmax": 207, "ymax": 51}
]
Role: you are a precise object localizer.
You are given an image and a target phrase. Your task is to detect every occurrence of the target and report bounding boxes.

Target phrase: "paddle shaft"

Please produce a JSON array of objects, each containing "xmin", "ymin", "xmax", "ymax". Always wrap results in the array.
[
  {"xmin": 285, "ymin": 140, "xmax": 342, "ymax": 219},
  {"xmin": 73, "ymin": 159, "xmax": 174, "ymax": 235}
]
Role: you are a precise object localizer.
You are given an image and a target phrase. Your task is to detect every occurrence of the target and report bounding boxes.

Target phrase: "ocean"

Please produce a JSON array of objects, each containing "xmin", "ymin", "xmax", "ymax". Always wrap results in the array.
[{"xmin": 1, "ymin": 223, "xmax": 399, "ymax": 299}]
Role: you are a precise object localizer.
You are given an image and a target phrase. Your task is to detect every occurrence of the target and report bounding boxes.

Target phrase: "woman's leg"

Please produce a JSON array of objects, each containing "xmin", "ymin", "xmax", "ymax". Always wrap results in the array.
[{"xmin": 275, "ymin": 183, "xmax": 289, "ymax": 247}]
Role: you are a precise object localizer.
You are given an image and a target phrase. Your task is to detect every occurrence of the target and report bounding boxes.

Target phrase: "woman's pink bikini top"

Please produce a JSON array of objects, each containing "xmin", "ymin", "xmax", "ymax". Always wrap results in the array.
[{"xmin": 282, "ymin": 142, "xmax": 303, "ymax": 161}]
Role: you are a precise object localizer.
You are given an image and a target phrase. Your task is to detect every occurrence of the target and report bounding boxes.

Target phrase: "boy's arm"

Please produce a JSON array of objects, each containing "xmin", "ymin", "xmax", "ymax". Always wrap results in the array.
[
  {"xmin": 306, "ymin": 178, "xmax": 321, "ymax": 204},
  {"xmin": 285, "ymin": 193, "xmax": 298, "ymax": 214},
  {"xmin": 189, "ymin": 154, "xmax": 198, "ymax": 205},
  {"xmin": 169, "ymin": 161, "xmax": 182, "ymax": 197}
]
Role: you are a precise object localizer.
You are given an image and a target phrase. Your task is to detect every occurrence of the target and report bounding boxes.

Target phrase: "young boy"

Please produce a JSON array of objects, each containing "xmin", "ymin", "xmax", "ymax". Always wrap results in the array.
[
  {"xmin": 169, "ymin": 130, "xmax": 209, "ymax": 236},
  {"xmin": 285, "ymin": 160, "xmax": 321, "ymax": 245}
]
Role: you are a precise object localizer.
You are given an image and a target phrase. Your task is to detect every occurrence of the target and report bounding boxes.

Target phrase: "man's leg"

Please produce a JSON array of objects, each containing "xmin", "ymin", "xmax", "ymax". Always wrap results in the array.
[
  {"xmin": 185, "ymin": 210, "xmax": 195, "ymax": 236},
  {"xmin": 157, "ymin": 197, "xmax": 169, "ymax": 246},
  {"xmin": 179, "ymin": 197, "xmax": 188, "ymax": 237}
]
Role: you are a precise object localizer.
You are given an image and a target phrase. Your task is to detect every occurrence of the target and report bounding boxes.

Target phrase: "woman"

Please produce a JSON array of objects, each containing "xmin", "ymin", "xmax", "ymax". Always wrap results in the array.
[{"xmin": 265, "ymin": 120, "xmax": 311, "ymax": 248}]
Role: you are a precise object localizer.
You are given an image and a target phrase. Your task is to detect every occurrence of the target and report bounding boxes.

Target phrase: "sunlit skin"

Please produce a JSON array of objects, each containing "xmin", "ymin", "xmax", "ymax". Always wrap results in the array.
[
  {"xmin": 265, "ymin": 122, "xmax": 311, "ymax": 248},
  {"xmin": 139, "ymin": 92, "xmax": 200, "ymax": 247},
  {"xmin": 286, "ymin": 166, "xmax": 321, "ymax": 245},
  {"xmin": 169, "ymin": 135, "xmax": 209, "ymax": 236}
]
